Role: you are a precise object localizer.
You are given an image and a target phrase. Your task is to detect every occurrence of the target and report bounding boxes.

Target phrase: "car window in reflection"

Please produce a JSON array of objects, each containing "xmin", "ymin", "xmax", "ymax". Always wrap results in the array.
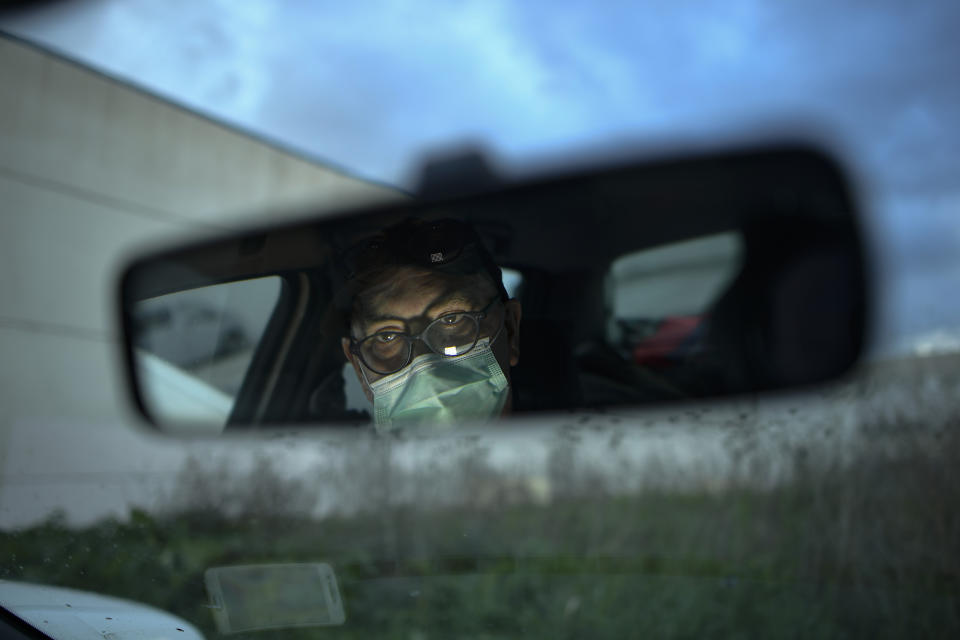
[{"xmin": 134, "ymin": 277, "xmax": 282, "ymax": 429}]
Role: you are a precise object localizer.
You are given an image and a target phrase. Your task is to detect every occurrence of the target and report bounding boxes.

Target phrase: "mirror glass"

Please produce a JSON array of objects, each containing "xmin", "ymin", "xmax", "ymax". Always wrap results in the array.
[{"xmin": 121, "ymin": 146, "xmax": 867, "ymax": 434}]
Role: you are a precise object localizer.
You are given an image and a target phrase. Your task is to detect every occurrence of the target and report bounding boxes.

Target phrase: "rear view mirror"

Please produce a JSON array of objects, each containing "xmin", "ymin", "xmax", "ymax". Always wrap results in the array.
[{"xmin": 119, "ymin": 144, "xmax": 869, "ymax": 433}]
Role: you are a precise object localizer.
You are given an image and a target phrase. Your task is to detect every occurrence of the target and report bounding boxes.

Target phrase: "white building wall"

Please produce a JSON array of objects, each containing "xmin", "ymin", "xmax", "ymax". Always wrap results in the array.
[{"xmin": 0, "ymin": 36, "xmax": 397, "ymax": 524}]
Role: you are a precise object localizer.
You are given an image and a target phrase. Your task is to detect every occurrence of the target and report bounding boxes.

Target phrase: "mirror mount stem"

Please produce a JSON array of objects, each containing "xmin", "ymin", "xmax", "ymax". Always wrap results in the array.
[{"xmin": 414, "ymin": 149, "xmax": 502, "ymax": 199}]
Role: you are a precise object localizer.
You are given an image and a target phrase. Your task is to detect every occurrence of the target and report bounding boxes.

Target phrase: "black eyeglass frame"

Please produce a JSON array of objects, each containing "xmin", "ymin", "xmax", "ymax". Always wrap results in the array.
[{"xmin": 350, "ymin": 296, "xmax": 503, "ymax": 375}]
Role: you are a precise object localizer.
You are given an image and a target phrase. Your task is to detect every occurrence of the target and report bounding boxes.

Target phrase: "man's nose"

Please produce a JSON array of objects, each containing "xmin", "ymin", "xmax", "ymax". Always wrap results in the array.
[{"xmin": 410, "ymin": 337, "xmax": 433, "ymax": 359}]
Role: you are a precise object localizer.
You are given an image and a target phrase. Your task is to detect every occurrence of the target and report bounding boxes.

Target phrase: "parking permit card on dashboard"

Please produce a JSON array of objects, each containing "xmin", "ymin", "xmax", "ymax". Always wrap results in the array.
[{"xmin": 204, "ymin": 563, "xmax": 345, "ymax": 634}]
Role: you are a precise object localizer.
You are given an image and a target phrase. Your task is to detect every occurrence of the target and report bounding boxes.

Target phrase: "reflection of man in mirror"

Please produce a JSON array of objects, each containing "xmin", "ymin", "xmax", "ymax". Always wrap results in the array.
[{"xmin": 341, "ymin": 218, "xmax": 522, "ymax": 432}]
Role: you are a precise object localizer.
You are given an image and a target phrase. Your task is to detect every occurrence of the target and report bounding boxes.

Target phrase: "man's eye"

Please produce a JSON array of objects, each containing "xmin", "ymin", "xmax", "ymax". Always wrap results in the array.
[
  {"xmin": 374, "ymin": 332, "xmax": 401, "ymax": 343},
  {"xmin": 439, "ymin": 313, "xmax": 466, "ymax": 326}
]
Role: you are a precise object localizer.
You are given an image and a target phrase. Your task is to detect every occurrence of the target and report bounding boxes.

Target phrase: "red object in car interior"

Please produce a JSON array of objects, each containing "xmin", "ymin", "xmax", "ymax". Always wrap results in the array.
[{"xmin": 632, "ymin": 315, "xmax": 703, "ymax": 367}]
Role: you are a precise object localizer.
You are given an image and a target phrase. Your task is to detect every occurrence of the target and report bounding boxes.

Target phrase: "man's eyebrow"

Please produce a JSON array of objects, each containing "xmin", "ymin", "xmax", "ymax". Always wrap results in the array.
[
  {"xmin": 426, "ymin": 292, "xmax": 480, "ymax": 313},
  {"xmin": 362, "ymin": 313, "xmax": 408, "ymax": 327},
  {"xmin": 358, "ymin": 291, "xmax": 483, "ymax": 331}
]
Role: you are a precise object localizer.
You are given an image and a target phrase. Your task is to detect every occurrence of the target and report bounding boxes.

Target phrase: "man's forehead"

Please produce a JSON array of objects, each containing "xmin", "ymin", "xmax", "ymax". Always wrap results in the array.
[{"xmin": 356, "ymin": 268, "xmax": 492, "ymax": 324}]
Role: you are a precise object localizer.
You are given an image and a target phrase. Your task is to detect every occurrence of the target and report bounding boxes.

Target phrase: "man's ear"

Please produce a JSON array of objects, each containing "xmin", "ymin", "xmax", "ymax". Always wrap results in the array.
[
  {"xmin": 342, "ymin": 337, "xmax": 374, "ymax": 403},
  {"xmin": 504, "ymin": 299, "xmax": 522, "ymax": 367}
]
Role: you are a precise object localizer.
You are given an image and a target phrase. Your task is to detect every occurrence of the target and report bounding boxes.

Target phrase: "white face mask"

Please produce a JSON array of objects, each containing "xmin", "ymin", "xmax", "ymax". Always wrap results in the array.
[{"xmin": 366, "ymin": 332, "xmax": 509, "ymax": 433}]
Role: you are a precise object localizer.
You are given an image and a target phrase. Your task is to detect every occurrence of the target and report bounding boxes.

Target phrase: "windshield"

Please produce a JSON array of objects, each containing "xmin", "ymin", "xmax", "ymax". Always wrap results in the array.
[{"xmin": 1, "ymin": 3, "xmax": 959, "ymax": 637}]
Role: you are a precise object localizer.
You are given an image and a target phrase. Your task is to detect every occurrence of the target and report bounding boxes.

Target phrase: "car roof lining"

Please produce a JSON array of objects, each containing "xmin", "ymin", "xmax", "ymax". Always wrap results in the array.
[{"xmin": 123, "ymin": 146, "xmax": 850, "ymax": 301}]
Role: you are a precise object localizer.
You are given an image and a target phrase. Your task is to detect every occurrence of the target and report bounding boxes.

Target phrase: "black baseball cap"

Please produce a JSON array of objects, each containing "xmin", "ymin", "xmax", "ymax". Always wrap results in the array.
[{"xmin": 337, "ymin": 217, "xmax": 508, "ymax": 312}]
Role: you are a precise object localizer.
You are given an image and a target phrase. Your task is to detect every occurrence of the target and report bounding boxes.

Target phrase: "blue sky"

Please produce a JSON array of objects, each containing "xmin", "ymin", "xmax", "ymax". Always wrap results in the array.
[{"xmin": 3, "ymin": 0, "xmax": 959, "ymax": 352}]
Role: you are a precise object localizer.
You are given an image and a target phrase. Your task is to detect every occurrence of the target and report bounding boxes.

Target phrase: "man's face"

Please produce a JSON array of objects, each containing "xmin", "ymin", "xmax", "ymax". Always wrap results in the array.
[{"xmin": 341, "ymin": 266, "xmax": 521, "ymax": 409}]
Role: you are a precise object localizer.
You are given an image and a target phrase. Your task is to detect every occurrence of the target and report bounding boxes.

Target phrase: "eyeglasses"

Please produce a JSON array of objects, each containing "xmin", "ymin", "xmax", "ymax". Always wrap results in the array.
[{"xmin": 351, "ymin": 297, "xmax": 501, "ymax": 375}]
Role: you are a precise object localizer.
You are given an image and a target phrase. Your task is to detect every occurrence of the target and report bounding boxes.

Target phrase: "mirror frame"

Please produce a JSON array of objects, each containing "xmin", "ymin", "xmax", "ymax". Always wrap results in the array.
[{"xmin": 118, "ymin": 142, "xmax": 871, "ymax": 431}]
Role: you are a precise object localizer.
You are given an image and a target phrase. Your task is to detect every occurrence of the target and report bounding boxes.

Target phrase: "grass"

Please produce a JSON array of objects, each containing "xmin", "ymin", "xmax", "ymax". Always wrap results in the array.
[{"xmin": 2, "ymin": 355, "xmax": 960, "ymax": 637}]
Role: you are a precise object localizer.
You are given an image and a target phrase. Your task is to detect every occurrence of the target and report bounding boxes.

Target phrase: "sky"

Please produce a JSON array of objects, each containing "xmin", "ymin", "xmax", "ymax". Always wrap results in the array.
[{"xmin": 3, "ymin": 0, "xmax": 960, "ymax": 352}]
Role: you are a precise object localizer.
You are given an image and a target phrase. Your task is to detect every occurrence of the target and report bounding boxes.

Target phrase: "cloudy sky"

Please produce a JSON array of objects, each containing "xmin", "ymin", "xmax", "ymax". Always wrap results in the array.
[{"xmin": 3, "ymin": 0, "xmax": 959, "ymax": 351}]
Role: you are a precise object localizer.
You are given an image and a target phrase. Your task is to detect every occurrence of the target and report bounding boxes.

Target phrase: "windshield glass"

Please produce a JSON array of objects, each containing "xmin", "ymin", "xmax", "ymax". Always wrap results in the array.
[{"xmin": 1, "ymin": 3, "xmax": 959, "ymax": 637}]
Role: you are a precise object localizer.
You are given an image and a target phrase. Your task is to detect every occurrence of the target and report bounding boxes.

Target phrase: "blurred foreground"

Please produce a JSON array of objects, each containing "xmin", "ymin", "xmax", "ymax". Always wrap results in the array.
[{"xmin": 2, "ymin": 353, "xmax": 959, "ymax": 638}]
